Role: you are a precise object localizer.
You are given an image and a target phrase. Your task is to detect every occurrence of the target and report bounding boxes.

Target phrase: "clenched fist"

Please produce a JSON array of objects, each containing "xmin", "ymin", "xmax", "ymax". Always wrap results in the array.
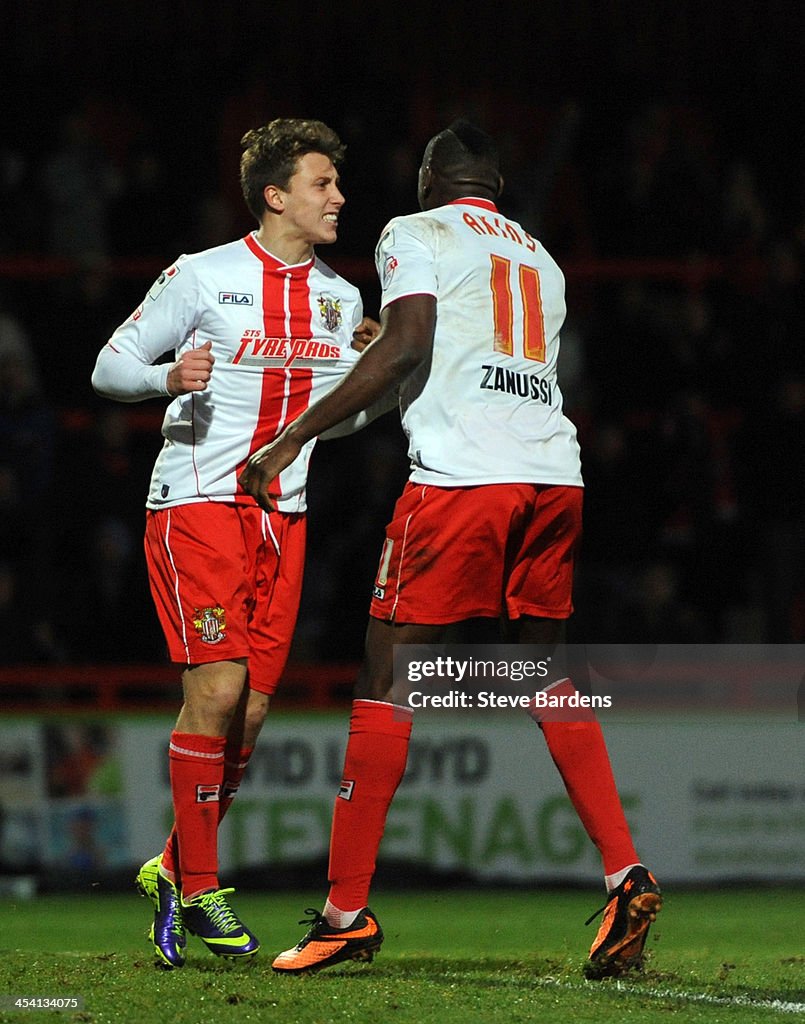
[
  {"xmin": 167, "ymin": 340, "xmax": 215, "ymax": 395},
  {"xmin": 351, "ymin": 316, "xmax": 381, "ymax": 352}
]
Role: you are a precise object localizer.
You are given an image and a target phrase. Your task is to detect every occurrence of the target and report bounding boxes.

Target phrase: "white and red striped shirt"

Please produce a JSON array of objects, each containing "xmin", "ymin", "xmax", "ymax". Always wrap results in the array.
[{"xmin": 93, "ymin": 233, "xmax": 364, "ymax": 513}]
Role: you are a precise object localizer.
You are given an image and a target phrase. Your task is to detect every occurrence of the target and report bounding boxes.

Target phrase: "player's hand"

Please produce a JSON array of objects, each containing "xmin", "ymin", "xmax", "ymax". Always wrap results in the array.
[
  {"xmin": 238, "ymin": 434, "xmax": 303, "ymax": 513},
  {"xmin": 166, "ymin": 340, "xmax": 214, "ymax": 395},
  {"xmin": 351, "ymin": 316, "xmax": 381, "ymax": 352}
]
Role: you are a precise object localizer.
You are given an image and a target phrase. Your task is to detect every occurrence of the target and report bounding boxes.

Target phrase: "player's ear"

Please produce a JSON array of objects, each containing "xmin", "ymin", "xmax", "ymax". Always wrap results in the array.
[
  {"xmin": 417, "ymin": 165, "xmax": 434, "ymax": 210},
  {"xmin": 263, "ymin": 183, "xmax": 285, "ymax": 214},
  {"xmin": 496, "ymin": 173, "xmax": 504, "ymax": 198}
]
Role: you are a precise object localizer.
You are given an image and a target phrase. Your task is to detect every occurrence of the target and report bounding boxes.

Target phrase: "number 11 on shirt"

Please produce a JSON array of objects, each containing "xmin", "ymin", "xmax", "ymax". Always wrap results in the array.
[{"xmin": 489, "ymin": 254, "xmax": 546, "ymax": 363}]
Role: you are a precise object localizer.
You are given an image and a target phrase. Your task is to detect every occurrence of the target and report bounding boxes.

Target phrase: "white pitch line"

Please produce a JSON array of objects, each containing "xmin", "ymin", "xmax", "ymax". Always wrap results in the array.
[{"xmin": 534, "ymin": 976, "xmax": 805, "ymax": 1015}]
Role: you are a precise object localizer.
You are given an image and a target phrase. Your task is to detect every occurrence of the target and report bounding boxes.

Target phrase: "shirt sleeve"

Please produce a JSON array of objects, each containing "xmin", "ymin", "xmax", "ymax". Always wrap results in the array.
[
  {"xmin": 91, "ymin": 258, "xmax": 199, "ymax": 402},
  {"xmin": 374, "ymin": 217, "xmax": 438, "ymax": 313}
]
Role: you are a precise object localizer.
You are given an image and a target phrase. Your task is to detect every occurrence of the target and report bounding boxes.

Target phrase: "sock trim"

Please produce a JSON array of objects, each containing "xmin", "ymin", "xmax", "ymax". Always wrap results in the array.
[
  {"xmin": 353, "ymin": 698, "xmax": 413, "ymax": 718},
  {"xmin": 323, "ymin": 898, "xmax": 363, "ymax": 928},
  {"xmin": 542, "ymin": 676, "xmax": 572, "ymax": 694},
  {"xmin": 169, "ymin": 740, "xmax": 225, "ymax": 759},
  {"xmin": 605, "ymin": 862, "xmax": 643, "ymax": 892}
]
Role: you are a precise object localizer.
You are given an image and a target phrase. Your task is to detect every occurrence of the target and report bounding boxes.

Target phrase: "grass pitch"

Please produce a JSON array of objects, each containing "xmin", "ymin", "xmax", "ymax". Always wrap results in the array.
[{"xmin": 1, "ymin": 887, "xmax": 803, "ymax": 1023}]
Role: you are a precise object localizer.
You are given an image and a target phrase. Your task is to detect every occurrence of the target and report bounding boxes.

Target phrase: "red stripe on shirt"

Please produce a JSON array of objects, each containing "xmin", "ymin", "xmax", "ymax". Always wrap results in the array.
[
  {"xmin": 279, "ymin": 269, "xmax": 315, "ymax": 488},
  {"xmin": 235, "ymin": 252, "xmax": 315, "ymax": 501}
]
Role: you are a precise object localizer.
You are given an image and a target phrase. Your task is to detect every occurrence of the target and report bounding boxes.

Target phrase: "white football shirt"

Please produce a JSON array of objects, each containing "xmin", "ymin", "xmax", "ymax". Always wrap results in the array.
[
  {"xmin": 375, "ymin": 198, "xmax": 582, "ymax": 487},
  {"xmin": 96, "ymin": 234, "xmax": 364, "ymax": 512}
]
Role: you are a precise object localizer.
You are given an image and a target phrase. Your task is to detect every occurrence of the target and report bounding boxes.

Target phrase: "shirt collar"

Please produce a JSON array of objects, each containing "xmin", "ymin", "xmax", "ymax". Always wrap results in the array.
[
  {"xmin": 244, "ymin": 232, "xmax": 314, "ymax": 271},
  {"xmin": 447, "ymin": 197, "xmax": 499, "ymax": 213}
]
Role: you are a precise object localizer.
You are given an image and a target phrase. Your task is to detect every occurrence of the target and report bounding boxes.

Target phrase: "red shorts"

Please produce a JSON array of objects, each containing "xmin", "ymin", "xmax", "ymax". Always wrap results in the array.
[
  {"xmin": 144, "ymin": 503, "xmax": 306, "ymax": 694},
  {"xmin": 369, "ymin": 482, "xmax": 582, "ymax": 624}
]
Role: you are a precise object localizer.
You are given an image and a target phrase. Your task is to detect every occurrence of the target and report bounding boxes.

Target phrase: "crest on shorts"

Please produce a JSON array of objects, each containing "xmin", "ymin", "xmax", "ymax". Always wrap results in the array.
[
  {"xmin": 317, "ymin": 294, "xmax": 342, "ymax": 331},
  {"xmin": 193, "ymin": 605, "xmax": 227, "ymax": 645}
]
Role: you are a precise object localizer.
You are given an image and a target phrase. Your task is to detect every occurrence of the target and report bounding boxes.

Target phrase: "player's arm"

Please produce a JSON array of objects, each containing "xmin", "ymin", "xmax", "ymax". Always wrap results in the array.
[
  {"xmin": 92, "ymin": 340, "xmax": 214, "ymax": 402},
  {"xmin": 91, "ymin": 261, "xmax": 211, "ymax": 402},
  {"xmin": 318, "ymin": 388, "xmax": 399, "ymax": 439},
  {"xmin": 319, "ymin": 314, "xmax": 396, "ymax": 439},
  {"xmin": 239, "ymin": 293, "xmax": 435, "ymax": 510}
]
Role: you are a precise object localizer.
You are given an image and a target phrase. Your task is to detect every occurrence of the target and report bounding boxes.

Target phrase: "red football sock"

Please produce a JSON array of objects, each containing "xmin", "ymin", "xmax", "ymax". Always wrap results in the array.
[
  {"xmin": 220, "ymin": 744, "xmax": 254, "ymax": 819},
  {"xmin": 328, "ymin": 699, "xmax": 413, "ymax": 911},
  {"xmin": 160, "ymin": 744, "xmax": 253, "ymax": 881},
  {"xmin": 168, "ymin": 730, "xmax": 226, "ymax": 900},
  {"xmin": 160, "ymin": 828, "xmax": 178, "ymax": 882},
  {"xmin": 529, "ymin": 679, "xmax": 638, "ymax": 875}
]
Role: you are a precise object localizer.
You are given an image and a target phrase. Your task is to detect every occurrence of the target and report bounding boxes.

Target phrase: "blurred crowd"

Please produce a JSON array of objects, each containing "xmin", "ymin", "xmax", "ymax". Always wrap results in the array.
[{"xmin": 0, "ymin": 88, "xmax": 802, "ymax": 666}]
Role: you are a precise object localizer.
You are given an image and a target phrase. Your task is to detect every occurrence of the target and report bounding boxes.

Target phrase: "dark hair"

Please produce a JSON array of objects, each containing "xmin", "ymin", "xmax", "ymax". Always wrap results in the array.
[
  {"xmin": 239, "ymin": 119, "xmax": 346, "ymax": 222},
  {"xmin": 428, "ymin": 119, "xmax": 499, "ymax": 177}
]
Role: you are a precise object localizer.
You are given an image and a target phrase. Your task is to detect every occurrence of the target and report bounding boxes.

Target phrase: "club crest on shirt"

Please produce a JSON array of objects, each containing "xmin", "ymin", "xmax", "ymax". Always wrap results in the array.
[
  {"xmin": 193, "ymin": 605, "xmax": 227, "ymax": 644},
  {"xmin": 317, "ymin": 294, "xmax": 342, "ymax": 331}
]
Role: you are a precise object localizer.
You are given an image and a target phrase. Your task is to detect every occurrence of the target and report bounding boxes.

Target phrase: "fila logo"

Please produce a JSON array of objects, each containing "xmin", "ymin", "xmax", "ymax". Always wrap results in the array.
[
  {"xmin": 219, "ymin": 291, "xmax": 253, "ymax": 305},
  {"xmin": 338, "ymin": 779, "xmax": 355, "ymax": 801},
  {"xmin": 196, "ymin": 784, "xmax": 220, "ymax": 803}
]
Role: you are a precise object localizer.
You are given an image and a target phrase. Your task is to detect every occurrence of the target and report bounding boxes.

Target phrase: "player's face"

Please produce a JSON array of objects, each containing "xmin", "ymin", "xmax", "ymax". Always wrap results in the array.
[{"xmin": 280, "ymin": 152, "xmax": 344, "ymax": 246}]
